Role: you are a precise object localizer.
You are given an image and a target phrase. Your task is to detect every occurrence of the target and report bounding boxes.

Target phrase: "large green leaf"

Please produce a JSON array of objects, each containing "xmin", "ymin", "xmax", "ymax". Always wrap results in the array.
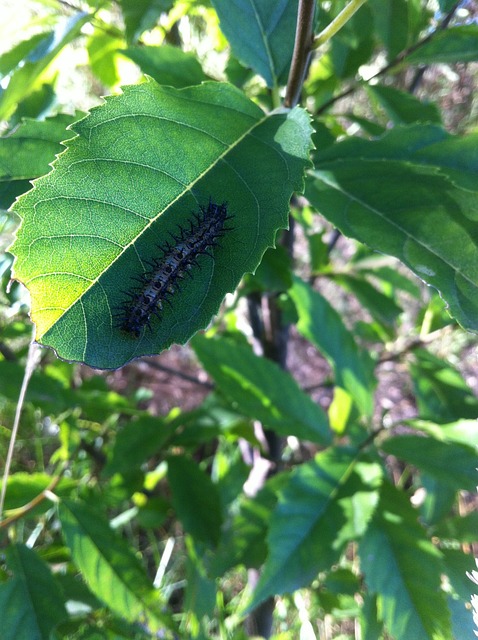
[
  {"xmin": 249, "ymin": 450, "xmax": 381, "ymax": 608},
  {"xmin": 359, "ymin": 482, "xmax": 451, "ymax": 640},
  {"xmin": 59, "ymin": 499, "xmax": 172, "ymax": 631},
  {"xmin": 10, "ymin": 80, "xmax": 312, "ymax": 369},
  {"xmin": 0, "ymin": 544, "xmax": 67, "ymax": 640},
  {"xmin": 211, "ymin": 0, "xmax": 298, "ymax": 88},
  {"xmin": 192, "ymin": 334, "xmax": 332, "ymax": 444},
  {"xmin": 307, "ymin": 125, "xmax": 478, "ymax": 333},
  {"xmin": 289, "ymin": 276, "xmax": 376, "ymax": 416}
]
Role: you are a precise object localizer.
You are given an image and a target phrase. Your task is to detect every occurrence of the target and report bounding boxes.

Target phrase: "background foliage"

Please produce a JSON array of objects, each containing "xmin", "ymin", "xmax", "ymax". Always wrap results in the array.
[{"xmin": 1, "ymin": 1, "xmax": 478, "ymax": 639}]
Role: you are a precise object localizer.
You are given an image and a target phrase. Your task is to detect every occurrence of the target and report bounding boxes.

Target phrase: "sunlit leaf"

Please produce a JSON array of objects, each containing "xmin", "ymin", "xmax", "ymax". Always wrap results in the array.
[
  {"xmin": 193, "ymin": 334, "xmax": 331, "ymax": 444},
  {"xmin": 10, "ymin": 80, "xmax": 312, "ymax": 368},
  {"xmin": 360, "ymin": 483, "xmax": 451, "ymax": 640}
]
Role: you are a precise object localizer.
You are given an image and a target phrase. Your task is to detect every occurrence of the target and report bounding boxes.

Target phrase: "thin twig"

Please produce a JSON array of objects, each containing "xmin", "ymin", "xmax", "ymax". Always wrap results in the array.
[{"xmin": 141, "ymin": 359, "xmax": 214, "ymax": 389}]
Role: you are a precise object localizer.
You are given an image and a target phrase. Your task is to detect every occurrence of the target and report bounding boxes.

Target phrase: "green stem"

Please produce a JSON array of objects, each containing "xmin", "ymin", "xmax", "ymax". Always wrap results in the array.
[{"xmin": 313, "ymin": 0, "xmax": 368, "ymax": 49}]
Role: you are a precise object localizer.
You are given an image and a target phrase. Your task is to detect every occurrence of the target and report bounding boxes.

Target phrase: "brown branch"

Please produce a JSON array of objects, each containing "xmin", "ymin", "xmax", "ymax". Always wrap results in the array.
[{"xmin": 284, "ymin": 0, "xmax": 316, "ymax": 108}]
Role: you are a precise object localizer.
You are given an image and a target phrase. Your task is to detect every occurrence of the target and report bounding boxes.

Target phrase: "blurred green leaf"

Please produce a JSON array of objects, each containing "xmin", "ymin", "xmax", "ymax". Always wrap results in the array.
[
  {"xmin": 434, "ymin": 512, "xmax": 478, "ymax": 543},
  {"xmin": 360, "ymin": 593, "xmax": 383, "ymax": 640},
  {"xmin": 105, "ymin": 415, "xmax": 175, "ymax": 475},
  {"xmin": 408, "ymin": 25, "xmax": 478, "ymax": 64},
  {"xmin": 0, "ymin": 472, "xmax": 76, "ymax": 515},
  {"xmin": 118, "ymin": 0, "xmax": 174, "ymax": 43},
  {"xmin": 409, "ymin": 350, "xmax": 478, "ymax": 422},
  {"xmin": 245, "ymin": 245, "xmax": 292, "ymax": 293},
  {"xmin": 192, "ymin": 334, "xmax": 332, "ymax": 444},
  {"xmin": 368, "ymin": 0, "xmax": 412, "ymax": 58},
  {"xmin": 211, "ymin": 0, "xmax": 298, "ymax": 88},
  {"xmin": 121, "ymin": 45, "xmax": 208, "ymax": 87},
  {"xmin": 335, "ymin": 274, "xmax": 403, "ymax": 328},
  {"xmin": 289, "ymin": 276, "xmax": 376, "ymax": 416},
  {"xmin": 359, "ymin": 482, "xmax": 451, "ymax": 640},
  {"xmin": 407, "ymin": 418, "xmax": 478, "ymax": 448},
  {"xmin": 441, "ymin": 549, "xmax": 478, "ymax": 602},
  {"xmin": 87, "ymin": 29, "xmax": 123, "ymax": 88},
  {"xmin": 0, "ymin": 544, "xmax": 67, "ymax": 640},
  {"xmin": 0, "ymin": 32, "xmax": 49, "ymax": 78},
  {"xmin": 329, "ymin": 3, "xmax": 375, "ymax": 79},
  {"xmin": 420, "ymin": 474, "xmax": 458, "ymax": 527},
  {"xmin": 367, "ymin": 84, "xmax": 441, "ymax": 125},
  {"xmin": 0, "ymin": 12, "xmax": 91, "ymax": 121},
  {"xmin": 211, "ymin": 474, "xmax": 287, "ymax": 575},
  {"xmin": 382, "ymin": 434, "xmax": 478, "ymax": 492},
  {"xmin": 167, "ymin": 455, "xmax": 223, "ymax": 547}
]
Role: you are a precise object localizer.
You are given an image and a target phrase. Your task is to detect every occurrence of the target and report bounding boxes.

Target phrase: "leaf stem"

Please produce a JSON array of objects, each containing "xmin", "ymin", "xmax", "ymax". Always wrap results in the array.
[
  {"xmin": 284, "ymin": 0, "xmax": 316, "ymax": 108},
  {"xmin": 313, "ymin": 0, "xmax": 368, "ymax": 49}
]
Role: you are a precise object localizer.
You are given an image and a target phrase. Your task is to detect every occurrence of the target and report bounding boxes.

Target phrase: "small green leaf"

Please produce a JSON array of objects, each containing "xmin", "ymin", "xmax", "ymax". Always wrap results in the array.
[
  {"xmin": 59, "ymin": 499, "xmax": 172, "ymax": 631},
  {"xmin": 167, "ymin": 455, "xmax": 223, "ymax": 547},
  {"xmin": 211, "ymin": 0, "xmax": 298, "ymax": 88},
  {"xmin": 359, "ymin": 482, "xmax": 452, "ymax": 640},
  {"xmin": 0, "ymin": 544, "xmax": 67, "ymax": 640},
  {"xmin": 381, "ymin": 435, "xmax": 478, "ymax": 492},
  {"xmin": 249, "ymin": 450, "xmax": 380, "ymax": 608},
  {"xmin": 10, "ymin": 81, "xmax": 312, "ymax": 369},
  {"xmin": 408, "ymin": 25, "xmax": 478, "ymax": 64},
  {"xmin": 121, "ymin": 45, "xmax": 208, "ymax": 87},
  {"xmin": 192, "ymin": 334, "xmax": 331, "ymax": 444},
  {"xmin": 289, "ymin": 276, "xmax": 376, "ymax": 416}
]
